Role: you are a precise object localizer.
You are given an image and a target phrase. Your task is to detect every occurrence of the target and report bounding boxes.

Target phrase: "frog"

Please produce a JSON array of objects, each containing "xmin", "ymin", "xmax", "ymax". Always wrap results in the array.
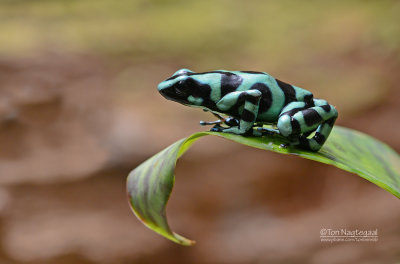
[{"xmin": 157, "ymin": 69, "xmax": 338, "ymax": 152}]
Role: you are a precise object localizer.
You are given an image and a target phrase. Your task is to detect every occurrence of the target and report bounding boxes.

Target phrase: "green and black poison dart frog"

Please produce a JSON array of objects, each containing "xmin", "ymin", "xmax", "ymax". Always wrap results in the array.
[{"xmin": 158, "ymin": 69, "xmax": 338, "ymax": 152}]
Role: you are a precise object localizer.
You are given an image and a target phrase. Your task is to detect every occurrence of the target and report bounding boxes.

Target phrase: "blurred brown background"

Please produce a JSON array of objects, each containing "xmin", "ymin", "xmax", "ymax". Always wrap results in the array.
[{"xmin": 0, "ymin": 0, "xmax": 399, "ymax": 263}]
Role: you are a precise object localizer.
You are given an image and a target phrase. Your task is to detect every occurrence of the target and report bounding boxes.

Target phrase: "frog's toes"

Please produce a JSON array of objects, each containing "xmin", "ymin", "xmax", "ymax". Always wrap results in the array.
[
  {"xmin": 257, "ymin": 127, "xmax": 279, "ymax": 136},
  {"xmin": 224, "ymin": 117, "xmax": 239, "ymax": 127},
  {"xmin": 200, "ymin": 120, "xmax": 222, "ymax": 126},
  {"xmin": 220, "ymin": 126, "xmax": 248, "ymax": 135},
  {"xmin": 251, "ymin": 128, "xmax": 263, "ymax": 137},
  {"xmin": 210, "ymin": 125, "xmax": 223, "ymax": 132}
]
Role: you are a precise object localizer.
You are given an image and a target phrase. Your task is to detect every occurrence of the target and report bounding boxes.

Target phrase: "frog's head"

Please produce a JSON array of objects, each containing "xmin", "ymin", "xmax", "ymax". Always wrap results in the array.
[{"xmin": 158, "ymin": 69, "xmax": 194, "ymax": 105}]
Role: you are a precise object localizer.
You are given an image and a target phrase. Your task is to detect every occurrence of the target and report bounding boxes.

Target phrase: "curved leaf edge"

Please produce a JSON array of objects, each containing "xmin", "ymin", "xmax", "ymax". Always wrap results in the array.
[{"xmin": 127, "ymin": 138, "xmax": 196, "ymax": 246}]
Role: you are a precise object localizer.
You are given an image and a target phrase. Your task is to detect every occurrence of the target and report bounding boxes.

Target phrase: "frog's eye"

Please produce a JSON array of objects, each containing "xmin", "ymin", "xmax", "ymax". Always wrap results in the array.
[
  {"xmin": 174, "ymin": 80, "xmax": 189, "ymax": 96},
  {"xmin": 172, "ymin": 68, "xmax": 193, "ymax": 77}
]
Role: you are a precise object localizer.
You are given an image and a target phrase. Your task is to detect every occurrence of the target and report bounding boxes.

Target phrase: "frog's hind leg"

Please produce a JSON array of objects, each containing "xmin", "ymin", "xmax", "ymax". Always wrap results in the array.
[
  {"xmin": 298, "ymin": 117, "xmax": 337, "ymax": 151},
  {"xmin": 277, "ymin": 99, "xmax": 338, "ymax": 151}
]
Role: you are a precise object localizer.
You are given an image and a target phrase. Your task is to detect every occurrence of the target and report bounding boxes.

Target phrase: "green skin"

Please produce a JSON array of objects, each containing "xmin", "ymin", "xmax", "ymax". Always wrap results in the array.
[{"xmin": 158, "ymin": 69, "xmax": 338, "ymax": 151}]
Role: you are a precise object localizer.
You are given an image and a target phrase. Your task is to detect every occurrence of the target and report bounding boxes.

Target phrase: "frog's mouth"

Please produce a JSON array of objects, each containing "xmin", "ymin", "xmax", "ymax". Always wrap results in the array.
[{"xmin": 159, "ymin": 85, "xmax": 189, "ymax": 105}]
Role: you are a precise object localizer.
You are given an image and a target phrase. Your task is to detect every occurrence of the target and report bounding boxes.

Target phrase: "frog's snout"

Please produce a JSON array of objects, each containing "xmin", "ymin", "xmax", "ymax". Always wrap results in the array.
[
  {"xmin": 157, "ymin": 81, "xmax": 168, "ymax": 91},
  {"xmin": 158, "ymin": 83, "xmax": 177, "ymax": 101}
]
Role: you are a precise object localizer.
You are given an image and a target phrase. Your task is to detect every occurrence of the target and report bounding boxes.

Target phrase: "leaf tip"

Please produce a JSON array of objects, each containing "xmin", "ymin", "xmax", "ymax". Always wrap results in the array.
[{"xmin": 172, "ymin": 232, "xmax": 196, "ymax": 246}]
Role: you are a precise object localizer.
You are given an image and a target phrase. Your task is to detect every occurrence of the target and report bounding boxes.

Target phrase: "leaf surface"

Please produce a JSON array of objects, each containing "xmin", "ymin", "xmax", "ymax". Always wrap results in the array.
[{"xmin": 127, "ymin": 126, "xmax": 400, "ymax": 245}]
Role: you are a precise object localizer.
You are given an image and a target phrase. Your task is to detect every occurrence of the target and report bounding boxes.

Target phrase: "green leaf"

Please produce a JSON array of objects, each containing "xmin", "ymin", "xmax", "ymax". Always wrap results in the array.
[{"xmin": 126, "ymin": 126, "xmax": 400, "ymax": 245}]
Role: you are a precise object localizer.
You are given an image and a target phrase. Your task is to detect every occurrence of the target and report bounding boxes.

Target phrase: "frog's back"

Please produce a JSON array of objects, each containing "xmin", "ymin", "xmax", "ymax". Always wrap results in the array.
[
  {"xmin": 181, "ymin": 70, "xmax": 313, "ymax": 121},
  {"xmin": 232, "ymin": 71, "xmax": 312, "ymax": 101},
  {"xmin": 230, "ymin": 71, "xmax": 313, "ymax": 121}
]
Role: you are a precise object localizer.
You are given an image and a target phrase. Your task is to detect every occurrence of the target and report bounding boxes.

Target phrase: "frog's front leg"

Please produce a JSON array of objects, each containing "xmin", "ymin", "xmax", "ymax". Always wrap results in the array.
[
  {"xmin": 212, "ymin": 90, "xmax": 262, "ymax": 135},
  {"xmin": 200, "ymin": 111, "xmax": 239, "ymax": 127}
]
